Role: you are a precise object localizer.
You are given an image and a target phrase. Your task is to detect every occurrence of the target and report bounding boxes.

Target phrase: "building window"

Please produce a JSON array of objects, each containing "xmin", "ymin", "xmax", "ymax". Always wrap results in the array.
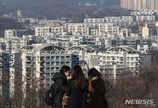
[
  {"xmin": 46, "ymin": 57, "xmax": 50, "ymax": 59},
  {"xmin": 46, "ymin": 67, "xmax": 50, "ymax": 70}
]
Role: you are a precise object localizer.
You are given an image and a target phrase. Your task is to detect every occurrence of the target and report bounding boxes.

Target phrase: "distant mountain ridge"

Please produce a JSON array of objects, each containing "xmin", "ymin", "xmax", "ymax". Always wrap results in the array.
[{"xmin": 0, "ymin": 0, "xmax": 120, "ymax": 17}]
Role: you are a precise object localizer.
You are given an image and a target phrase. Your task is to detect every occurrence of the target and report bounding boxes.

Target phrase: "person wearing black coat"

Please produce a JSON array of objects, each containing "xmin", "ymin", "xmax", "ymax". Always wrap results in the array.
[
  {"xmin": 52, "ymin": 65, "xmax": 71, "ymax": 108},
  {"xmin": 87, "ymin": 68, "xmax": 108, "ymax": 108},
  {"xmin": 65, "ymin": 65, "xmax": 88, "ymax": 108}
]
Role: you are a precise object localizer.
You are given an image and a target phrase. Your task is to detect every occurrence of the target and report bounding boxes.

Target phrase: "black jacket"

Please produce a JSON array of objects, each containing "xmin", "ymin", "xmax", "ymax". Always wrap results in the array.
[
  {"xmin": 52, "ymin": 73, "xmax": 68, "ymax": 108},
  {"xmin": 87, "ymin": 77, "xmax": 107, "ymax": 108},
  {"xmin": 66, "ymin": 80, "xmax": 88, "ymax": 108}
]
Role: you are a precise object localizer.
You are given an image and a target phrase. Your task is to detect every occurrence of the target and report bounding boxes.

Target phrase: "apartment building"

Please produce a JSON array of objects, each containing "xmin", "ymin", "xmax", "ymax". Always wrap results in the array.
[
  {"xmin": 0, "ymin": 37, "xmax": 27, "ymax": 52},
  {"xmin": 67, "ymin": 23, "xmax": 90, "ymax": 36},
  {"xmin": 135, "ymin": 15, "xmax": 156, "ymax": 22},
  {"xmin": 142, "ymin": 24, "xmax": 158, "ymax": 38},
  {"xmin": 20, "ymin": 44, "xmax": 71, "ymax": 92},
  {"xmin": 98, "ymin": 23, "xmax": 113, "ymax": 34},
  {"xmin": 84, "ymin": 18, "xmax": 106, "ymax": 23},
  {"xmin": 89, "ymin": 46, "xmax": 142, "ymax": 79},
  {"xmin": 38, "ymin": 19, "xmax": 66, "ymax": 25},
  {"xmin": 66, "ymin": 45, "xmax": 95, "ymax": 77},
  {"xmin": 35, "ymin": 26, "xmax": 64, "ymax": 36},
  {"xmin": 105, "ymin": 16, "xmax": 134, "ymax": 27},
  {"xmin": 131, "ymin": 9, "xmax": 158, "ymax": 16},
  {"xmin": 0, "ymin": 51, "xmax": 17, "ymax": 99},
  {"xmin": 121, "ymin": 0, "xmax": 158, "ymax": 11},
  {"xmin": 5, "ymin": 29, "xmax": 30, "ymax": 38}
]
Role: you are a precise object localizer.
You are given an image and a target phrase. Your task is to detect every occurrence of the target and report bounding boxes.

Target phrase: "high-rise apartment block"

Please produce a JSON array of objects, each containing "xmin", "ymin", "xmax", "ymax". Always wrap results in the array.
[
  {"xmin": 0, "ymin": 51, "xmax": 18, "ymax": 99},
  {"xmin": 20, "ymin": 44, "xmax": 71, "ymax": 91},
  {"xmin": 121, "ymin": 0, "xmax": 158, "ymax": 11}
]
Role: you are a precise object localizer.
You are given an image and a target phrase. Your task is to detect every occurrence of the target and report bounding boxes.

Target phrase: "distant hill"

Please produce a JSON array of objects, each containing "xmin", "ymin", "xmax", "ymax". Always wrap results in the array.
[{"xmin": 0, "ymin": 0, "xmax": 121, "ymax": 18}]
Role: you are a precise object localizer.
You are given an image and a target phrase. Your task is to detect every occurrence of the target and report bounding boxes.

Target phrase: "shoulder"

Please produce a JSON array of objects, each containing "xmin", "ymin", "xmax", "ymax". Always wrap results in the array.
[
  {"xmin": 91, "ymin": 78, "xmax": 105, "ymax": 87},
  {"xmin": 53, "ymin": 73, "xmax": 66, "ymax": 81},
  {"xmin": 53, "ymin": 73, "xmax": 67, "ymax": 86}
]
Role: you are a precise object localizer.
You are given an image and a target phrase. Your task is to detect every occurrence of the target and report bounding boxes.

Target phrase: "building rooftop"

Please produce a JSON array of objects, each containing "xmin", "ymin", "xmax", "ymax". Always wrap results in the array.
[{"xmin": 107, "ymin": 46, "xmax": 139, "ymax": 54}]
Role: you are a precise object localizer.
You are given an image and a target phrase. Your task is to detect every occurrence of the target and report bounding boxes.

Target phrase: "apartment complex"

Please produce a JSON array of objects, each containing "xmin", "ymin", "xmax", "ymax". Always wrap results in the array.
[
  {"xmin": 1, "ymin": 13, "xmax": 158, "ymax": 100},
  {"xmin": 121, "ymin": 0, "xmax": 158, "ymax": 11}
]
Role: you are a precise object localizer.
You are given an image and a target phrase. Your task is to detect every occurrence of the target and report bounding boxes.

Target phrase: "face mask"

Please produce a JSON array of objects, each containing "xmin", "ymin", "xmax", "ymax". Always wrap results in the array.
[{"xmin": 67, "ymin": 75, "xmax": 72, "ymax": 80}]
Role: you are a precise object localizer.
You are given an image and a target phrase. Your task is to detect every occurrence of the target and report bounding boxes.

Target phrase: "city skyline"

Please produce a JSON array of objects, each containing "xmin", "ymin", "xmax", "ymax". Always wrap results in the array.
[{"xmin": 0, "ymin": 0, "xmax": 158, "ymax": 107}]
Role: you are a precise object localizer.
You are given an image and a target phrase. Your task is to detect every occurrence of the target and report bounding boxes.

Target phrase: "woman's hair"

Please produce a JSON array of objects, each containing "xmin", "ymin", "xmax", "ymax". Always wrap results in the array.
[
  {"xmin": 72, "ymin": 65, "xmax": 88, "ymax": 90},
  {"xmin": 88, "ymin": 68, "xmax": 101, "ymax": 79},
  {"xmin": 60, "ymin": 65, "xmax": 70, "ymax": 75}
]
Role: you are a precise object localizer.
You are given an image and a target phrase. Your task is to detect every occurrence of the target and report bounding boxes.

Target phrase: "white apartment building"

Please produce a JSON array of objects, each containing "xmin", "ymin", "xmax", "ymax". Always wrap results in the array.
[
  {"xmin": 35, "ymin": 26, "xmax": 64, "ymax": 36},
  {"xmin": 67, "ymin": 22, "xmax": 121, "ymax": 36},
  {"xmin": 119, "ymin": 28, "xmax": 130, "ymax": 38},
  {"xmin": 98, "ymin": 23, "xmax": 113, "ymax": 33},
  {"xmin": 90, "ymin": 28, "xmax": 99, "ymax": 36},
  {"xmin": 137, "ymin": 44, "xmax": 149, "ymax": 54},
  {"xmin": 84, "ymin": 17, "xmax": 132, "ymax": 28},
  {"xmin": 142, "ymin": 24, "xmax": 150, "ymax": 38},
  {"xmin": 121, "ymin": 16, "xmax": 134, "ymax": 22},
  {"xmin": 131, "ymin": 10, "xmax": 158, "ymax": 16},
  {"xmin": 20, "ymin": 44, "xmax": 71, "ymax": 92},
  {"xmin": 105, "ymin": 17, "xmax": 121, "ymax": 21},
  {"xmin": 142, "ymin": 24, "xmax": 158, "ymax": 38},
  {"xmin": 98, "ymin": 23, "xmax": 120, "ymax": 35},
  {"xmin": 0, "ymin": 51, "xmax": 17, "ymax": 99},
  {"xmin": 67, "ymin": 23, "xmax": 90, "ymax": 36},
  {"xmin": 121, "ymin": 0, "xmax": 158, "ymax": 11},
  {"xmin": 105, "ymin": 16, "xmax": 134, "ymax": 27},
  {"xmin": 135, "ymin": 15, "xmax": 156, "ymax": 22},
  {"xmin": 66, "ymin": 45, "xmax": 146, "ymax": 80},
  {"xmin": 73, "ymin": 45, "xmax": 150, "ymax": 80},
  {"xmin": 98, "ymin": 46, "xmax": 140, "ymax": 79},
  {"xmin": 0, "ymin": 37, "xmax": 27, "ymax": 52},
  {"xmin": 84, "ymin": 18, "xmax": 106, "ymax": 23},
  {"xmin": 5, "ymin": 29, "xmax": 30, "ymax": 38}
]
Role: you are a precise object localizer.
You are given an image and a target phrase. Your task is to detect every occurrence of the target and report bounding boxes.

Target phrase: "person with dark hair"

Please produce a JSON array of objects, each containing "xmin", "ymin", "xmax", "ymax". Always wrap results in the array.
[
  {"xmin": 52, "ymin": 65, "xmax": 71, "ymax": 108},
  {"xmin": 65, "ymin": 65, "xmax": 88, "ymax": 108},
  {"xmin": 87, "ymin": 68, "xmax": 108, "ymax": 108}
]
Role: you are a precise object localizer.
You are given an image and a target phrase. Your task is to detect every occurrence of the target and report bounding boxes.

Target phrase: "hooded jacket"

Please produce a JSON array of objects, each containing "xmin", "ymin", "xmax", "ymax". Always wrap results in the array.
[
  {"xmin": 52, "ymin": 73, "xmax": 68, "ymax": 108},
  {"xmin": 87, "ymin": 77, "xmax": 107, "ymax": 108}
]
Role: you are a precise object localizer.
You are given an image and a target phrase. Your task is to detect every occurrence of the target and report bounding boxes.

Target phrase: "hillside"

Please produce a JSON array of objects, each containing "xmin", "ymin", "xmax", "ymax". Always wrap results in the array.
[{"xmin": 0, "ymin": 0, "xmax": 121, "ymax": 18}]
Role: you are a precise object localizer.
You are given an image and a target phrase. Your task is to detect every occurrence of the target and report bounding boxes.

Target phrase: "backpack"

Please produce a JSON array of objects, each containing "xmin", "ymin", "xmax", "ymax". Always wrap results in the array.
[{"xmin": 45, "ymin": 84, "xmax": 55, "ymax": 106}]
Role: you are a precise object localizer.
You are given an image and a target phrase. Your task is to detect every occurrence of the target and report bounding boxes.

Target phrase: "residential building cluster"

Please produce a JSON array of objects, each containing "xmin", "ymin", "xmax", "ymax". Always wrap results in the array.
[
  {"xmin": 121, "ymin": 0, "xmax": 158, "ymax": 11},
  {"xmin": 0, "ymin": 10, "xmax": 158, "ymax": 99}
]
